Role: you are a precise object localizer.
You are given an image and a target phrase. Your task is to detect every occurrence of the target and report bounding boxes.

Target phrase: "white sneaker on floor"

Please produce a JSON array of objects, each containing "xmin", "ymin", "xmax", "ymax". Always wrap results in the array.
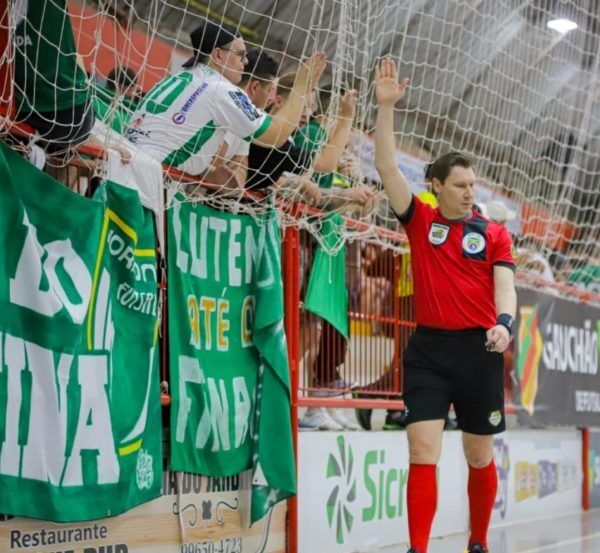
[
  {"xmin": 328, "ymin": 408, "xmax": 360, "ymax": 431},
  {"xmin": 301, "ymin": 408, "xmax": 343, "ymax": 431},
  {"xmin": 298, "ymin": 418, "xmax": 319, "ymax": 431}
]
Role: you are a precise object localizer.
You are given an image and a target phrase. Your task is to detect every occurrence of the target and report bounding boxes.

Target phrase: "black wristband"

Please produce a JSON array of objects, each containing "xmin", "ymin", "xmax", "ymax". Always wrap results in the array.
[{"xmin": 497, "ymin": 313, "xmax": 514, "ymax": 337}]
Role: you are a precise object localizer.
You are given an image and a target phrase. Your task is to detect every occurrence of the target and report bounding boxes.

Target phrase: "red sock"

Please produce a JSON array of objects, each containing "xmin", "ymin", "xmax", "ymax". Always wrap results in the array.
[
  {"xmin": 468, "ymin": 460, "xmax": 497, "ymax": 549},
  {"xmin": 407, "ymin": 464, "xmax": 437, "ymax": 553}
]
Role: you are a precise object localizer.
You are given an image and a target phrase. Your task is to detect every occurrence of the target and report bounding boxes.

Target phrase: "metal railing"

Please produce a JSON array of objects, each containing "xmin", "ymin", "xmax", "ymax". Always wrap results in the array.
[{"xmin": 3, "ymin": 129, "xmax": 600, "ymax": 553}]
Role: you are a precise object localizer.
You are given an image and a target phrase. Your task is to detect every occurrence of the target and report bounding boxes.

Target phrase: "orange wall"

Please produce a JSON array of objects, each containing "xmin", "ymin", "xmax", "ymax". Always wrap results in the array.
[
  {"xmin": 520, "ymin": 203, "xmax": 577, "ymax": 251},
  {"xmin": 68, "ymin": 1, "xmax": 177, "ymax": 91}
]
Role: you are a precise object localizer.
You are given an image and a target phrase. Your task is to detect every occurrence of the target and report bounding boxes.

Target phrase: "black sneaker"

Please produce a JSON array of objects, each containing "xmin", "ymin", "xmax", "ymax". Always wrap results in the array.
[
  {"xmin": 467, "ymin": 543, "xmax": 489, "ymax": 553},
  {"xmin": 407, "ymin": 549, "xmax": 420, "ymax": 553},
  {"xmin": 383, "ymin": 409, "xmax": 407, "ymax": 430},
  {"xmin": 352, "ymin": 391, "xmax": 372, "ymax": 430}
]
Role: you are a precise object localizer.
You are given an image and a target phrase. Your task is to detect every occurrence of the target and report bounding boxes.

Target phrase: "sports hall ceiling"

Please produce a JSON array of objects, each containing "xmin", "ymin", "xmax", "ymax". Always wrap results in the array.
[{"xmin": 95, "ymin": 0, "xmax": 600, "ymax": 224}]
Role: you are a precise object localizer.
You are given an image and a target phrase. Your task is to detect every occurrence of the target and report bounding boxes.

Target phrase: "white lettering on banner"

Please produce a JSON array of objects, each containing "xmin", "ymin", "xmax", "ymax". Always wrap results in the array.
[
  {"xmin": 174, "ymin": 200, "xmax": 190, "ymax": 273},
  {"xmin": 244, "ymin": 224, "xmax": 259, "ymax": 284},
  {"xmin": 107, "ymin": 230, "xmax": 135, "ymax": 272},
  {"xmin": 229, "ymin": 219, "xmax": 242, "ymax": 287},
  {"xmin": 542, "ymin": 320, "xmax": 598, "ymax": 375},
  {"xmin": 9, "ymin": 214, "xmax": 92, "ymax": 322},
  {"xmin": 190, "ymin": 212, "xmax": 208, "ymax": 279},
  {"xmin": 0, "ymin": 334, "xmax": 24, "ymax": 477},
  {"xmin": 199, "ymin": 379, "xmax": 231, "ymax": 451},
  {"xmin": 233, "ymin": 377, "xmax": 251, "ymax": 448},
  {"xmin": 173, "ymin": 205, "xmax": 278, "ymax": 287},
  {"xmin": 0, "ymin": 332, "xmax": 119, "ymax": 485},
  {"xmin": 93, "ymin": 270, "xmax": 115, "ymax": 352},
  {"xmin": 14, "ymin": 35, "xmax": 33, "ymax": 48},
  {"xmin": 63, "ymin": 354, "xmax": 119, "ymax": 485},
  {"xmin": 175, "ymin": 356, "xmax": 203, "ymax": 443},
  {"xmin": 21, "ymin": 341, "xmax": 70, "ymax": 484},
  {"xmin": 575, "ymin": 390, "xmax": 600, "ymax": 413},
  {"xmin": 209, "ymin": 217, "xmax": 227, "ymax": 283},
  {"xmin": 107, "ymin": 230, "xmax": 156, "ymax": 283},
  {"xmin": 117, "ymin": 283, "xmax": 157, "ymax": 316},
  {"xmin": 175, "ymin": 356, "xmax": 252, "ymax": 452},
  {"xmin": 257, "ymin": 222, "xmax": 277, "ymax": 290}
]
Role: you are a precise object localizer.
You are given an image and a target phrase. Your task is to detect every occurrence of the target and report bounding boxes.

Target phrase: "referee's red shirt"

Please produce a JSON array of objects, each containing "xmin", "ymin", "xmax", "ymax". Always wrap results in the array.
[{"xmin": 397, "ymin": 196, "xmax": 515, "ymax": 330}]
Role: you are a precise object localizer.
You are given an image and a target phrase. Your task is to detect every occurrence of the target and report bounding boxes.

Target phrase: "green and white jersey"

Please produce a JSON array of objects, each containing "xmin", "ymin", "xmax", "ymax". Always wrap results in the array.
[
  {"xmin": 125, "ymin": 65, "xmax": 272, "ymax": 175},
  {"xmin": 222, "ymin": 131, "xmax": 249, "ymax": 162}
]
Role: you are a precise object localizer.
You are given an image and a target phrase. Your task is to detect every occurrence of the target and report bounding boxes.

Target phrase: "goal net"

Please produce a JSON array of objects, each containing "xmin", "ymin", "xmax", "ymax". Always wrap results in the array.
[{"xmin": 1, "ymin": 0, "xmax": 599, "ymax": 299}]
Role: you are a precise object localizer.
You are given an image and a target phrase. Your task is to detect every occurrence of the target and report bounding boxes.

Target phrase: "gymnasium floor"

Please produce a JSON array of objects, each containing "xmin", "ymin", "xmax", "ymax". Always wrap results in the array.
[{"xmin": 382, "ymin": 509, "xmax": 600, "ymax": 553}]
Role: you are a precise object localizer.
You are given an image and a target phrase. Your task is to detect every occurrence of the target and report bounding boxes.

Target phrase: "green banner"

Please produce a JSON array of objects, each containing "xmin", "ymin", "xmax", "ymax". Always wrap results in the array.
[
  {"xmin": 305, "ymin": 213, "xmax": 349, "ymax": 338},
  {"xmin": 168, "ymin": 196, "xmax": 295, "ymax": 523},
  {"xmin": 0, "ymin": 142, "xmax": 162, "ymax": 521}
]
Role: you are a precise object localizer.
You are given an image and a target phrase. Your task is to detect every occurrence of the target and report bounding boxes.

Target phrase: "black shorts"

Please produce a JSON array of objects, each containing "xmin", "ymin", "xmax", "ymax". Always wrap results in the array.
[{"xmin": 402, "ymin": 326, "xmax": 505, "ymax": 435}]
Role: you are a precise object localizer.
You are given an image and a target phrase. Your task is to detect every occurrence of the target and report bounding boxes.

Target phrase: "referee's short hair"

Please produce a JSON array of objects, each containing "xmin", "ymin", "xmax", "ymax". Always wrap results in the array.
[{"xmin": 425, "ymin": 152, "xmax": 474, "ymax": 184}]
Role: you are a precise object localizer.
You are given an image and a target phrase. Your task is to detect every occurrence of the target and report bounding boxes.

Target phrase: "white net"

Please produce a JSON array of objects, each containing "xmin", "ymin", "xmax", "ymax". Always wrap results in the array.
[{"xmin": 1, "ymin": 0, "xmax": 599, "ymax": 300}]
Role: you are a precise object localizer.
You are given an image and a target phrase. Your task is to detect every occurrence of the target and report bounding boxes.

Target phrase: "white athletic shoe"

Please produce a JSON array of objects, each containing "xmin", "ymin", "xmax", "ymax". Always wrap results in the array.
[
  {"xmin": 301, "ymin": 408, "xmax": 343, "ymax": 431},
  {"xmin": 328, "ymin": 408, "xmax": 360, "ymax": 431}
]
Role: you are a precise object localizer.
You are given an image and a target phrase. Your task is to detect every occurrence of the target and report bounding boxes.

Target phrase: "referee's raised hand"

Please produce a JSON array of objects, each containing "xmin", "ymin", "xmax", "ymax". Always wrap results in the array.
[
  {"xmin": 485, "ymin": 324, "xmax": 511, "ymax": 353},
  {"xmin": 375, "ymin": 58, "xmax": 410, "ymax": 107}
]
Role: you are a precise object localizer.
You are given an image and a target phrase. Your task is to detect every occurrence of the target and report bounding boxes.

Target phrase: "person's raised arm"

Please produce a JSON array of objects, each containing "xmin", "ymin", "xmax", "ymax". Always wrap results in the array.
[
  {"xmin": 374, "ymin": 58, "xmax": 412, "ymax": 216},
  {"xmin": 313, "ymin": 90, "xmax": 357, "ymax": 173},
  {"xmin": 253, "ymin": 52, "xmax": 327, "ymax": 148}
]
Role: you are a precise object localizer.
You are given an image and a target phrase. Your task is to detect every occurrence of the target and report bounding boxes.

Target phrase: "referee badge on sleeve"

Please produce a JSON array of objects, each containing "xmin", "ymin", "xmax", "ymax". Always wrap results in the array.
[{"xmin": 428, "ymin": 222, "xmax": 450, "ymax": 245}]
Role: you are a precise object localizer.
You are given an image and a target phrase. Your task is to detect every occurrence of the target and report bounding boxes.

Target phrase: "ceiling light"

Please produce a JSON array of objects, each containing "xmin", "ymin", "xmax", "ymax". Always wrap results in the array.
[{"xmin": 547, "ymin": 19, "xmax": 578, "ymax": 34}]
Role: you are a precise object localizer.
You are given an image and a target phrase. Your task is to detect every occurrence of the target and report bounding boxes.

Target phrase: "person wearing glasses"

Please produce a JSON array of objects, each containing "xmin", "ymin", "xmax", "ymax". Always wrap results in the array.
[{"xmin": 125, "ymin": 21, "xmax": 326, "ymax": 186}]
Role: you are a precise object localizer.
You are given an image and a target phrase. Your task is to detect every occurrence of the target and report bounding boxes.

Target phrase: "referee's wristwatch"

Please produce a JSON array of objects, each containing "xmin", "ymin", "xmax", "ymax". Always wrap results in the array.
[{"xmin": 497, "ymin": 313, "xmax": 514, "ymax": 337}]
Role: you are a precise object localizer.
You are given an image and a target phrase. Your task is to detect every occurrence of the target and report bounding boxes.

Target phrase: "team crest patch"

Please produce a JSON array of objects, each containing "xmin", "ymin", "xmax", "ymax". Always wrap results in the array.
[
  {"xmin": 488, "ymin": 410, "xmax": 502, "ymax": 427},
  {"xmin": 428, "ymin": 222, "xmax": 450, "ymax": 245},
  {"xmin": 229, "ymin": 90, "xmax": 260, "ymax": 121},
  {"xmin": 462, "ymin": 232, "xmax": 486, "ymax": 254},
  {"xmin": 510, "ymin": 244, "xmax": 516, "ymax": 259}
]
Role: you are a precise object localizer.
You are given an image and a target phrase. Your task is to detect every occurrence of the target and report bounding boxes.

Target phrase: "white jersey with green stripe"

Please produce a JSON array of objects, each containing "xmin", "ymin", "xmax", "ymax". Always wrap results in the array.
[{"xmin": 125, "ymin": 64, "xmax": 272, "ymax": 175}]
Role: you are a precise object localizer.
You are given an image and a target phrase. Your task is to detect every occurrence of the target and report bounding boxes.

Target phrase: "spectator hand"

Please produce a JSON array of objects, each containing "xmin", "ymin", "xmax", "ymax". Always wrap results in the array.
[
  {"xmin": 340, "ymin": 90, "xmax": 358, "ymax": 120},
  {"xmin": 204, "ymin": 164, "xmax": 242, "ymax": 190},
  {"xmin": 299, "ymin": 52, "xmax": 327, "ymax": 90},
  {"xmin": 338, "ymin": 152, "xmax": 365, "ymax": 182},
  {"xmin": 346, "ymin": 184, "xmax": 374, "ymax": 205},
  {"xmin": 485, "ymin": 325, "xmax": 511, "ymax": 353},
  {"xmin": 108, "ymin": 142, "xmax": 132, "ymax": 164},
  {"xmin": 375, "ymin": 58, "xmax": 409, "ymax": 107},
  {"xmin": 297, "ymin": 177, "xmax": 322, "ymax": 205}
]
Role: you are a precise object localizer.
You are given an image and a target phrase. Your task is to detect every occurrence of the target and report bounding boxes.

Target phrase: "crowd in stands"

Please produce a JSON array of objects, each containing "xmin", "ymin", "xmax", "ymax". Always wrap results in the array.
[{"xmin": 7, "ymin": 4, "xmax": 599, "ymax": 433}]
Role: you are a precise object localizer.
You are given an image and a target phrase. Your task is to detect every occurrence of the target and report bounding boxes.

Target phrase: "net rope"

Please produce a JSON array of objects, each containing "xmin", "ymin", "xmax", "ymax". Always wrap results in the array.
[{"xmin": 1, "ymin": 0, "xmax": 598, "ymax": 300}]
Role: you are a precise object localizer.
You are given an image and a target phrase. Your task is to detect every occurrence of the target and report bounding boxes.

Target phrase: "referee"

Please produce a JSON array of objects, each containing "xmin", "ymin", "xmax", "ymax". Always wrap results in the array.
[{"xmin": 374, "ymin": 59, "xmax": 517, "ymax": 553}]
